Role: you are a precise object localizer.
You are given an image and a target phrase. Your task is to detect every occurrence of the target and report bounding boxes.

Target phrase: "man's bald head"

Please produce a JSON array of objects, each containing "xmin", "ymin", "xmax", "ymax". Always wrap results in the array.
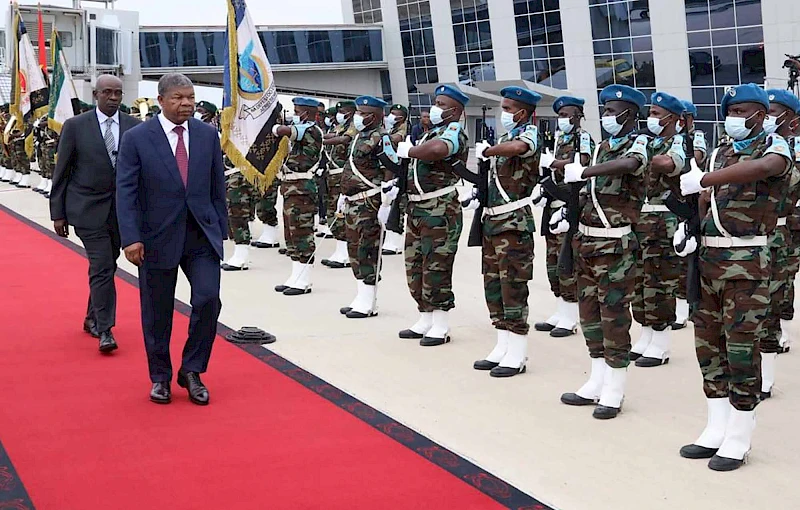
[{"xmin": 93, "ymin": 74, "xmax": 124, "ymax": 117}]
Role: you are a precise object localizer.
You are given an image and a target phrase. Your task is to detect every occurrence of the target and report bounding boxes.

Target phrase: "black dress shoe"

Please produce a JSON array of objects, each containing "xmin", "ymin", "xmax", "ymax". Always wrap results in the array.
[
  {"xmin": 420, "ymin": 335, "xmax": 450, "ymax": 347},
  {"xmin": 490, "ymin": 365, "xmax": 526, "ymax": 377},
  {"xmin": 274, "ymin": 284, "xmax": 289, "ymax": 292},
  {"xmin": 339, "ymin": 306, "xmax": 352, "ymax": 315},
  {"xmin": 177, "ymin": 370, "xmax": 209, "ymax": 406},
  {"xmin": 221, "ymin": 263, "xmax": 248, "ymax": 271},
  {"xmin": 278, "ymin": 248, "xmax": 287, "ymax": 255},
  {"xmin": 326, "ymin": 261, "xmax": 348, "ymax": 269},
  {"xmin": 398, "ymin": 329, "xmax": 424, "ymax": 339},
  {"xmin": 283, "ymin": 287, "xmax": 311, "ymax": 296},
  {"xmin": 560, "ymin": 392, "xmax": 597, "ymax": 406},
  {"xmin": 629, "ymin": 352, "xmax": 643, "ymax": 361},
  {"xmin": 593, "ymin": 405, "xmax": 621, "ymax": 419},
  {"xmin": 43, "ymin": 192, "xmax": 50, "ymax": 198},
  {"xmin": 672, "ymin": 321, "xmax": 687, "ymax": 330},
  {"xmin": 778, "ymin": 345, "xmax": 791, "ymax": 354},
  {"xmin": 346, "ymin": 309, "xmax": 377, "ymax": 319},
  {"xmin": 679, "ymin": 444, "xmax": 718, "ymax": 459},
  {"xmin": 635, "ymin": 356, "xmax": 669, "ymax": 367},
  {"xmin": 83, "ymin": 318, "xmax": 100, "ymax": 338},
  {"xmin": 761, "ymin": 390, "xmax": 771, "ymax": 400},
  {"xmin": 473, "ymin": 359, "xmax": 499, "ymax": 371},
  {"xmin": 251, "ymin": 241, "xmax": 279, "ymax": 248},
  {"xmin": 550, "ymin": 327, "xmax": 575, "ymax": 338},
  {"xmin": 321, "ymin": 259, "xmax": 332, "ymax": 267},
  {"xmin": 382, "ymin": 249, "xmax": 401, "ymax": 255},
  {"xmin": 150, "ymin": 382, "xmax": 171, "ymax": 404},
  {"xmin": 708, "ymin": 455, "xmax": 745, "ymax": 471},
  {"xmin": 534, "ymin": 321, "xmax": 556, "ymax": 332},
  {"xmin": 98, "ymin": 330, "xmax": 118, "ymax": 353}
]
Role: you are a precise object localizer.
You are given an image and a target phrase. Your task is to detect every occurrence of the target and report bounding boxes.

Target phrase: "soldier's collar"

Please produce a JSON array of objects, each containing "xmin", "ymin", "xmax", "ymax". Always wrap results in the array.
[
  {"xmin": 607, "ymin": 133, "xmax": 630, "ymax": 151},
  {"xmin": 733, "ymin": 130, "xmax": 766, "ymax": 154}
]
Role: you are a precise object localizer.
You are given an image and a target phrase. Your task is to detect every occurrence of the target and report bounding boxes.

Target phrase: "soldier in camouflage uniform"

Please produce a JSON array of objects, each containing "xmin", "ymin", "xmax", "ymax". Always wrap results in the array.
[
  {"xmin": 755, "ymin": 90, "xmax": 800, "ymax": 399},
  {"xmin": 382, "ymin": 104, "xmax": 410, "ymax": 255},
  {"xmin": 781, "ymin": 116, "xmax": 800, "ymax": 355},
  {"xmin": 272, "ymin": 97, "xmax": 324, "ymax": 296},
  {"xmin": 470, "ymin": 87, "xmax": 542, "ymax": 377},
  {"xmin": 677, "ymin": 84, "xmax": 794, "ymax": 471},
  {"xmin": 534, "ymin": 96, "xmax": 594, "ymax": 338},
  {"xmin": 251, "ymin": 177, "xmax": 282, "ymax": 249},
  {"xmin": 321, "ymin": 100, "xmax": 358, "ymax": 268},
  {"xmin": 9, "ymin": 120, "xmax": 32, "ymax": 188},
  {"xmin": 558, "ymin": 84, "xmax": 648, "ymax": 420},
  {"xmin": 626, "ymin": 92, "xmax": 688, "ymax": 368},
  {"xmin": 0, "ymin": 106, "xmax": 14, "ymax": 182},
  {"xmin": 394, "ymin": 84, "xmax": 469, "ymax": 347},
  {"xmin": 35, "ymin": 119, "xmax": 59, "ymax": 197}
]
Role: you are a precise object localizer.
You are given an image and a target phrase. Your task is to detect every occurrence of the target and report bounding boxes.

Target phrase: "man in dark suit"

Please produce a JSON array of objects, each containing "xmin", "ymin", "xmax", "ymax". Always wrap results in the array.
[
  {"xmin": 116, "ymin": 73, "xmax": 227, "ymax": 406},
  {"xmin": 50, "ymin": 74, "xmax": 140, "ymax": 353}
]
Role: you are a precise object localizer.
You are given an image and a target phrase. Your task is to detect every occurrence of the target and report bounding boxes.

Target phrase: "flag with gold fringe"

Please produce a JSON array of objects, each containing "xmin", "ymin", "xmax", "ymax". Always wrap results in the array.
[
  {"xmin": 10, "ymin": 3, "xmax": 50, "ymax": 157},
  {"xmin": 221, "ymin": 0, "xmax": 288, "ymax": 192},
  {"xmin": 47, "ymin": 28, "xmax": 80, "ymax": 134}
]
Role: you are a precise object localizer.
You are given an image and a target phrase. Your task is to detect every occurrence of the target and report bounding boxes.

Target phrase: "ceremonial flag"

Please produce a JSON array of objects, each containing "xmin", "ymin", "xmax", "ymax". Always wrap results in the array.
[
  {"xmin": 47, "ymin": 28, "xmax": 80, "ymax": 134},
  {"xmin": 10, "ymin": 4, "xmax": 50, "ymax": 157},
  {"xmin": 221, "ymin": 0, "xmax": 288, "ymax": 192},
  {"xmin": 37, "ymin": 4, "xmax": 48, "ymax": 80}
]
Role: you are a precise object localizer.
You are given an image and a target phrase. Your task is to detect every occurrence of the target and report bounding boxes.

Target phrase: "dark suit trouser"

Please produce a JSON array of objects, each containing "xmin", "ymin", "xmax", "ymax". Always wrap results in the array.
[
  {"xmin": 75, "ymin": 213, "xmax": 121, "ymax": 333},
  {"xmin": 138, "ymin": 214, "xmax": 222, "ymax": 383}
]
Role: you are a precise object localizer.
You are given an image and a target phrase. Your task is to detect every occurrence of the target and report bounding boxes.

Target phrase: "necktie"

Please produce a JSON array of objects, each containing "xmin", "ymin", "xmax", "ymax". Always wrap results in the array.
[
  {"xmin": 103, "ymin": 118, "xmax": 116, "ymax": 166},
  {"xmin": 173, "ymin": 125, "xmax": 188, "ymax": 187}
]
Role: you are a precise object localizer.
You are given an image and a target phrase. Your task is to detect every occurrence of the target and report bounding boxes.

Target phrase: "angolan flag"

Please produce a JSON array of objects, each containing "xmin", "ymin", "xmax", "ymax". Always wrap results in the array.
[{"xmin": 47, "ymin": 28, "xmax": 80, "ymax": 134}]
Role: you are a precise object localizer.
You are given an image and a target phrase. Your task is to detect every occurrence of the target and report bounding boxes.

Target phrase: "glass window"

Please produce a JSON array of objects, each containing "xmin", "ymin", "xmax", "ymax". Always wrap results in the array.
[
  {"xmin": 709, "ymin": 0, "xmax": 735, "ymax": 29},
  {"xmin": 735, "ymin": 0, "xmax": 761, "ymax": 26},
  {"xmin": 515, "ymin": 0, "xmax": 567, "ymax": 89},
  {"xmin": 685, "ymin": 0, "xmax": 710, "ymax": 31},
  {"xmin": 590, "ymin": 5, "xmax": 611, "ymax": 39},
  {"xmin": 711, "ymin": 28, "xmax": 736, "ymax": 46},
  {"xmin": 687, "ymin": 31, "xmax": 710, "ymax": 48},
  {"xmin": 452, "ymin": 0, "xmax": 495, "ymax": 86}
]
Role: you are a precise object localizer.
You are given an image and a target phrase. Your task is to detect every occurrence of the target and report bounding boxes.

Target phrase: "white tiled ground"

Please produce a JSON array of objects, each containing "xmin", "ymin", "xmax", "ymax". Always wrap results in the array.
[{"xmin": 3, "ymin": 178, "xmax": 799, "ymax": 510}]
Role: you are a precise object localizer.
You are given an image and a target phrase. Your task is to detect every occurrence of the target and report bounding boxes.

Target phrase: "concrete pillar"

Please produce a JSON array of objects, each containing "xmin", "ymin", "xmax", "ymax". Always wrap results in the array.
[
  {"xmin": 560, "ymin": 0, "xmax": 602, "ymax": 140},
  {"xmin": 429, "ymin": 0, "xmax": 458, "ymax": 83},
  {"xmin": 379, "ymin": 0, "xmax": 409, "ymax": 106},
  {"xmin": 487, "ymin": 0, "xmax": 521, "ymax": 81},
  {"xmin": 649, "ymin": 0, "xmax": 692, "ymax": 100}
]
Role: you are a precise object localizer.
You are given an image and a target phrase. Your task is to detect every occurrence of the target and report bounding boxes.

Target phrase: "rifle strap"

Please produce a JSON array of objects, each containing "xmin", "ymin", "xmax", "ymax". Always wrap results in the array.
[
  {"xmin": 588, "ymin": 144, "xmax": 612, "ymax": 228},
  {"xmin": 347, "ymin": 136, "xmax": 379, "ymax": 190},
  {"xmin": 707, "ymin": 147, "xmax": 733, "ymax": 238}
]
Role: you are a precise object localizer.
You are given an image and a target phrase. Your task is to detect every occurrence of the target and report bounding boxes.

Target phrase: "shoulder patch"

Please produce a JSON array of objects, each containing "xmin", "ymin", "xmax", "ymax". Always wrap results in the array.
[
  {"xmin": 580, "ymin": 131, "xmax": 592, "ymax": 154},
  {"xmin": 518, "ymin": 124, "xmax": 539, "ymax": 153},
  {"xmin": 293, "ymin": 123, "xmax": 309, "ymax": 141},
  {"xmin": 765, "ymin": 134, "xmax": 792, "ymax": 160},
  {"xmin": 439, "ymin": 122, "xmax": 463, "ymax": 156},
  {"xmin": 381, "ymin": 134, "xmax": 400, "ymax": 164}
]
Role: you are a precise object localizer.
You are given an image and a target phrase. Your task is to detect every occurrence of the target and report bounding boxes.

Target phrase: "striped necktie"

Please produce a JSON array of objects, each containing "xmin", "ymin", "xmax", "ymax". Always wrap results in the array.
[
  {"xmin": 173, "ymin": 125, "xmax": 188, "ymax": 187},
  {"xmin": 103, "ymin": 118, "xmax": 116, "ymax": 166}
]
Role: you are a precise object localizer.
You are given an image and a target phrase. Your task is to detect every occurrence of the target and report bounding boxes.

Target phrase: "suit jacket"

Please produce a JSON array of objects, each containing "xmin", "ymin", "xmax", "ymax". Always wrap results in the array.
[
  {"xmin": 49, "ymin": 109, "xmax": 140, "ymax": 229},
  {"xmin": 115, "ymin": 116, "xmax": 228, "ymax": 269}
]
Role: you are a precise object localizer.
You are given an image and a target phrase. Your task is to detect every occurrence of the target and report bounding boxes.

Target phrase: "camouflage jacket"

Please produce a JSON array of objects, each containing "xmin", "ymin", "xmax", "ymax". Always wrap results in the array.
[
  {"xmin": 328, "ymin": 120, "xmax": 358, "ymax": 170},
  {"xmin": 407, "ymin": 122, "xmax": 469, "ymax": 217},
  {"xmin": 390, "ymin": 121, "xmax": 408, "ymax": 143},
  {"xmin": 483, "ymin": 122, "xmax": 541, "ymax": 236},
  {"xmin": 787, "ymin": 136, "xmax": 800, "ymax": 232},
  {"xmin": 341, "ymin": 126, "xmax": 389, "ymax": 196},
  {"xmin": 553, "ymin": 129, "xmax": 595, "ymax": 184},
  {"xmin": 282, "ymin": 122, "xmax": 323, "ymax": 197},
  {"xmin": 576, "ymin": 131, "xmax": 648, "ymax": 256},
  {"xmin": 636, "ymin": 134, "xmax": 686, "ymax": 242},
  {"xmin": 700, "ymin": 131, "xmax": 794, "ymax": 280}
]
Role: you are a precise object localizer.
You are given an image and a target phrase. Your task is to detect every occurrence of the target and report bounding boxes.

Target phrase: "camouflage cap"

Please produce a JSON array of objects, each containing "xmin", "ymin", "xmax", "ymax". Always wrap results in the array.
[
  {"xmin": 389, "ymin": 103, "xmax": 409, "ymax": 116},
  {"xmin": 337, "ymin": 100, "xmax": 356, "ymax": 110},
  {"xmin": 196, "ymin": 100, "xmax": 218, "ymax": 114}
]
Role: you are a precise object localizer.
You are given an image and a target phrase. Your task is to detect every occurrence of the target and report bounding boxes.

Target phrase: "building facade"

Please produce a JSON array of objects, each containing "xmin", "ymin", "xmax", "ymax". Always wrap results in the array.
[{"xmin": 342, "ymin": 0, "xmax": 800, "ymax": 144}]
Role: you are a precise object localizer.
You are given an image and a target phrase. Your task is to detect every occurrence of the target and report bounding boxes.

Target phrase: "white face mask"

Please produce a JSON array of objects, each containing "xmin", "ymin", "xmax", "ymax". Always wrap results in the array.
[
  {"xmin": 675, "ymin": 121, "xmax": 684, "ymax": 133},
  {"xmin": 193, "ymin": 111, "xmax": 204, "ymax": 121},
  {"xmin": 336, "ymin": 112, "xmax": 346, "ymax": 125},
  {"xmin": 557, "ymin": 117, "xmax": 574, "ymax": 134},
  {"xmin": 601, "ymin": 110, "xmax": 628, "ymax": 136},
  {"xmin": 292, "ymin": 115, "xmax": 303, "ymax": 125},
  {"xmin": 324, "ymin": 117, "xmax": 333, "ymax": 127},
  {"xmin": 353, "ymin": 113, "xmax": 371, "ymax": 132},
  {"xmin": 647, "ymin": 116, "xmax": 665, "ymax": 136},
  {"xmin": 430, "ymin": 105, "xmax": 454, "ymax": 126},
  {"xmin": 763, "ymin": 113, "xmax": 786, "ymax": 135},
  {"xmin": 501, "ymin": 111, "xmax": 519, "ymax": 132},
  {"xmin": 724, "ymin": 112, "xmax": 757, "ymax": 141},
  {"xmin": 384, "ymin": 114, "xmax": 397, "ymax": 130}
]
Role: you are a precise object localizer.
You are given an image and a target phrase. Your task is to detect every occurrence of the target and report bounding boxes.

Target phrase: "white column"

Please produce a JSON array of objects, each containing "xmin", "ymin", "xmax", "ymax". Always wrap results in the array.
[
  {"xmin": 487, "ymin": 0, "xmax": 521, "ymax": 80},
  {"xmin": 649, "ymin": 0, "xmax": 692, "ymax": 99},
  {"xmin": 380, "ymin": 0, "xmax": 409, "ymax": 106},
  {"xmin": 429, "ymin": 0, "xmax": 458, "ymax": 82},
  {"xmin": 761, "ymin": 0, "xmax": 800, "ymax": 89},
  {"xmin": 340, "ymin": 0, "xmax": 355, "ymax": 24},
  {"xmin": 560, "ymin": 0, "xmax": 602, "ymax": 140}
]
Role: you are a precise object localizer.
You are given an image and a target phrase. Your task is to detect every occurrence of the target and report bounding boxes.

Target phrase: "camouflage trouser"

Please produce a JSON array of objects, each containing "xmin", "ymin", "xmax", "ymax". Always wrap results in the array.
[
  {"xmin": 575, "ymin": 244, "xmax": 637, "ymax": 368},
  {"xmin": 763, "ymin": 244, "xmax": 791, "ymax": 353},
  {"xmin": 345, "ymin": 195, "xmax": 383, "ymax": 285},
  {"xmin": 11, "ymin": 137, "xmax": 30, "ymax": 174},
  {"xmin": 283, "ymin": 193, "xmax": 317, "ymax": 262},
  {"xmin": 676, "ymin": 258, "xmax": 688, "ymax": 301},
  {"xmin": 325, "ymin": 171, "xmax": 346, "ymax": 240},
  {"xmin": 226, "ymin": 173, "xmax": 257, "ymax": 245},
  {"xmin": 545, "ymin": 234, "xmax": 577, "ymax": 303},
  {"xmin": 780, "ymin": 232, "xmax": 800, "ymax": 321},
  {"xmin": 693, "ymin": 276, "xmax": 768, "ymax": 411},
  {"xmin": 631, "ymin": 240, "xmax": 680, "ymax": 330},
  {"xmin": 405, "ymin": 208, "xmax": 463, "ymax": 312},
  {"xmin": 256, "ymin": 178, "xmax": 279, "ymax": 227},
  {"xmin": 483, "ymin": 230, "xmax": 534, "ymax": 335},
  {"xmin": 41, "ymin": 143, "xmax": 57, "ymax": 179}
]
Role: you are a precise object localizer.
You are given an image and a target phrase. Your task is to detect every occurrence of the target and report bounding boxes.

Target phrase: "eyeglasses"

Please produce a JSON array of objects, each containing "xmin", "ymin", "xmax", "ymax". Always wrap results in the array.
[{"xmin": 98, "ymin": 89, "xmax": 124, "ymax": 98}]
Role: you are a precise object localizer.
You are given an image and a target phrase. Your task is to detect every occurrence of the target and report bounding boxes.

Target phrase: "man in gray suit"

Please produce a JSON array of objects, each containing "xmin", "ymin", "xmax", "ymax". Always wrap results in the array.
[{"xmin": 50, "ymin": 75, "xmax": 140, "ymax": 353}]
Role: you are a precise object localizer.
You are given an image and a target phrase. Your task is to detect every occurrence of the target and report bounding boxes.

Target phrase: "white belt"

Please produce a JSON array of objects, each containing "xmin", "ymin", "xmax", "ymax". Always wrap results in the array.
[
  {"xmin": 407, "ymin": 186, "xmax": 457, "ymax": 202},
  {"xmin": 328, "ymin": 167, "xmax": 344, "ymax": 175},
  {"xmin": 641, "ymin": 204, "xmax": 671, "ymax": 213},
  {"xmin": 484, "ymin": 197, "xmax": 532, "ymax": 217},
  {"xmin": 224, "ymin": 168, "xmax": 240, "ymax": 177},
  {"xmin": 578, "ymin": 223, "xmax": 632, "ymax": 238},
  {"xmin": 777, "ymin": 217, "xmax": 787, "ymax": 226},
  {"xmin": 701, "ymin": 235, "xmax": 768, "ymax": 248},
  {"xmin": 281, "ymin": 171, "xmax": 314, "ymax": 181},
  {"xmin": 550, "ymin": 200, "xmax": 566, "ymax": 208},
  {"xmin": 346, "ymin": 187, "xmax": 382, "ymax": 202}
]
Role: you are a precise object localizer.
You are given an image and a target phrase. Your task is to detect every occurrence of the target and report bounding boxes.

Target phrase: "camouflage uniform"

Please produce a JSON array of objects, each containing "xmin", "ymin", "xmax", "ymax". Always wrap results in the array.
[
  {"xmin": 281, "ymin": 122, "xmax": 323, "ymax": 262},
  {"xmin": 325, "ymin": 120, "xmax": 358, "ymax": 240},
  {"xmin": 10, "ymin": 127, "xmax": 30, "ymax": 175},
  {"xmin": 546, "ymin": 129, "xmax": 595, "ymax": 304},
  {"xmin": 482, "ymin": 123, "xmax": 541, "ymax": 335},
  {"xmin": 341, "ymin": 126, "xmax": 389, "ymax": 285},
  {"xmin": 574, "ymin": 133, "xmax": 647, "ymax": 368},
  {"xmin": 694, "ymin": 132, "xmax": 793, "ymax": 410},
  {"xmin": 256, "ymin": 177, "xmax": 280, "ymax": 227},
  {"xmin": 676, "ymin": 129, "xmax": 709, "ymax": 304},
  {"xmin": 225, "ymin": 167, "xmax": 259, "ymax": 245},
  {"xmin": 631, "ymin": 134, "xmax": 686, "ymax": 330},
  {"xmin": 0, "ymin": 112, "xmax": 12, "ymax": 171},
  {"xmin": 782, "ymin": 137, "xmax": 800, "ymax": 325},
  {"xmin": 39, "ymin": 126, "xmax": 59, "ymax": 180},
  {"xmin": 405, "ymin": 122, "xmax": 468, "ymax": 312}
]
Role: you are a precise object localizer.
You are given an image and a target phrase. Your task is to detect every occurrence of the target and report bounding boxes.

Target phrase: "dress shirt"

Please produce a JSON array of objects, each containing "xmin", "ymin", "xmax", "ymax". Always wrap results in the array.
[
  {"xmin": 96, "ymin": 108, "xmax": 120, "ymax": 152},
  {"xmin": 157, "ymin": 113, "xmax": 190, "ymax": 156}
]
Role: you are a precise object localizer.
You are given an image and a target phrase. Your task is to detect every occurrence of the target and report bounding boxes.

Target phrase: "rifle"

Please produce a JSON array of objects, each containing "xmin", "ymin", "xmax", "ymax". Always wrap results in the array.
[
  {"xmin": 465, "ymin": 158, "xmax": 490, "ymax": 247},
  {"xmin": 378, "ymin": 134, "xmax": 407, "ymax": 234},
  {"xmin": 540, "ymin": 169, "xmax": 581, "ymax": 277}
]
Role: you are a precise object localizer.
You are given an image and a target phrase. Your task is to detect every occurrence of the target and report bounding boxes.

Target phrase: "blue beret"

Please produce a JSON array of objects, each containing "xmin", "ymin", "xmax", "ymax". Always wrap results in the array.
[
  {"xmin": 434, "ymin": 84, "xmax": 470, "ymax": 106},
  {"xmin": 650, "ymin": 92, "xmax": 684, "ymax": 116},
  {"xmin": 355, "ymin": 95, "xmax": 388, "ymax": 109},
  {"xmin": 599, "ymin": 84, "xmax": 646, "ymax": 111},
  {"xmin": 681, "ymin": 100, "xmax": 697, "ymax": 117},
  {"xmin": 293, "ymin": 97, "xmax": 320, "ymax": 108},
  {"xmin": 766, "ymin": 89, "xmax": 800, "ymax": 115},
  {"xmin": 553, "ymin": 96, "xmax": 585, "ymax": 114},
  {"xmin": 501, "ymin": 86, "xmax": 541, "ymax": 107},
  {"xmin": 719, "ymin": 84, "xmax": 769, "ymax": 118}
]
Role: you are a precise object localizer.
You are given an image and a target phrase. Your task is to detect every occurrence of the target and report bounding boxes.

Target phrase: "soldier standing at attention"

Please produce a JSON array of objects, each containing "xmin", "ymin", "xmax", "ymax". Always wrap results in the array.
[
  {"xmin": 9, "ymin": 120, "xmax": 32, "ymax": 188},
  {"xmin": 395, "ymin": 84, "xmax": 469, "ymax": 347},
  {"xmin": 534, "ymin": 95, "xmax": 594, "ymax": 338},
  {"xmin": 781, "ymin": 107, "xmax": 800, "ymax": 355},
  {"xmin": 558, "ymin": 84, "xmax": 648, "ymax": 420},
  {"xmin": 250, "ymin": 177, "xmax": 282, "ymax": 249},
  {"xmin": 272, "ymin": 97, "xmax": 324, "ymax": 296},
  {"xmin": 0, "ymin": 105, "xmax": 13, "ymax": 182},
  {"xmin": 321, "ymin": 101, "xmax": 358, "ymax": 269},
  {"xmin": 678, "ymin": 83, "xmax": 794, "ymax": 471},
  {"xmin": 628, "ymin": 92, "xmax": 688, "ymax": 367},
  {"xmin": 470, "ymin": 87, "xmax": 542, "ymax": 377},
  {"xmin": 756, "ymin": 89, "xmax": 800, "ymax": 399},
  {"xmin": 382, "ymin": 103, "xmax": 410, "ymax": 256}
]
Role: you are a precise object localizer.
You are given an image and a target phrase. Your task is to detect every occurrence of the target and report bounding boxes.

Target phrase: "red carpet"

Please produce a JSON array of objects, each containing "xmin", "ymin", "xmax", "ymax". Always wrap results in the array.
[{"xmin": 0, "ymin": 208, "xmax": 544, "ymax": 510}]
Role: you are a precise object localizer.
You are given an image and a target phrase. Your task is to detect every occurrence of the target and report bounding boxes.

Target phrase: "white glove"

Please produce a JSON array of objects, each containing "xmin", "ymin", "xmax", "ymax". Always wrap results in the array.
[
  {"xmin": 461, "ymin": 187, "xmax": 480, "ymax": 211},
  {"xmin": 381, "ymin": 179, "xmax": 399, "ymax": 204},
  {"xmin": 397, "ymin": 135, "xmax": 413, "ymax": 159},
  {"xmin": 378, "ymin": 204, "xmax": 391, "ymax": 226},
  {"xmin": 336, "ymin": 194, "xmax": 347, "ymax": 214},
  {"xmin": 315, "ymin": 167, "xmax": 325, "ymax": 177},
  {"xmin": 539, "ymin": 149, "xmax": 556, "ymax": 174},
  {"xmin": 563, "ymin": 153, "xmax": 586, "ymax": 184},
  {"xmin": 673, "ymin": 222, "xmax": 698, "ymax": 257},
  {"xmin": 680, "ymin": 159, "xmax": 706, "ymax": 196},
  {"xmin": 549, "ymin": 207, "xmax": 570, "ymax": 235},
  {"xmin": 531, "ymin": 184, "xmax": 545, "ymax": 208},
  {"xmin": 475, "ymin": 140, "xmax": 492, "ymax": 162},
  {"xmin": 271, "ymin": 124, "xmax": 280, "ymax": 137}
]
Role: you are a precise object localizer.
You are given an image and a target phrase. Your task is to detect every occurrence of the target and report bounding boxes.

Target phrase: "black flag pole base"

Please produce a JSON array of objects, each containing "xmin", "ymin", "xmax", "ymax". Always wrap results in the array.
[{"xmin": 225, "ymin": 326, "xmax": 277, "ymax": 345}]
